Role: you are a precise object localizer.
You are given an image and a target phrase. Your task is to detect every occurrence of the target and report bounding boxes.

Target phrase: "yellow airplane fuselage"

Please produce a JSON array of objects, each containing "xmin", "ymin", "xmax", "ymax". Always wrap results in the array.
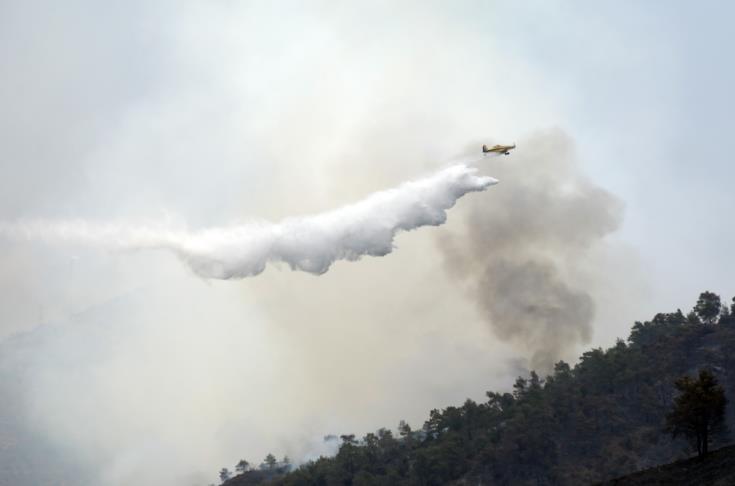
[{"xmin": 482, "ymin": 144, "xmax": 516, "ymax": 155}]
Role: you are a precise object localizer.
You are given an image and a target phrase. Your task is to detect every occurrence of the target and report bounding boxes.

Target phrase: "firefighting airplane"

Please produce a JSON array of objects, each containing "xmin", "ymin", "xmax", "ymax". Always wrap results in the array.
[{"xmin": 482, "ymin": 143, "xmax": 516, "ymax": 155}]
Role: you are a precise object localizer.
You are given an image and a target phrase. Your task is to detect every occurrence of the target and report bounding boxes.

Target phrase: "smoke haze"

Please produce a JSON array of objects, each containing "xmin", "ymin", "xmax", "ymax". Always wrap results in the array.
[
  {"xmin": 7, "ymin": 1, "xmax": 724, "ymax": 486},
  {"xmin": 439, "ymin": 131, "xmax": 624, "ymax": 370}
]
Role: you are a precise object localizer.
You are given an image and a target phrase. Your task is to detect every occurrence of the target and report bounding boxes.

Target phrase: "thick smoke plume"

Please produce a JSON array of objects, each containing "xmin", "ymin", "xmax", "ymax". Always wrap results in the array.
[
  {"xmin": 440, "ymin": 131, "xmax": 623, "ymax": 371},
  {"xmin": 0, "ymin": 165, "xmax": 495, "ymax": 279}
]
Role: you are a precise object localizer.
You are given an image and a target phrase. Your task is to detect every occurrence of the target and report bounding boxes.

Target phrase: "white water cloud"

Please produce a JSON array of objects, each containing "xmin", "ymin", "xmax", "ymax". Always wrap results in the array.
[{"xmin": 0, "ymin": 164, "xmax": 495, "ymax": 279}]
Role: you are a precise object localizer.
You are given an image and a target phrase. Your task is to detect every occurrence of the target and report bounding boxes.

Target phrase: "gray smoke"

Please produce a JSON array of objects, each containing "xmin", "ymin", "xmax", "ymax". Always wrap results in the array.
[{"xmin": 439, "ymin": 130, "xmax": 623, "ymax": 371}]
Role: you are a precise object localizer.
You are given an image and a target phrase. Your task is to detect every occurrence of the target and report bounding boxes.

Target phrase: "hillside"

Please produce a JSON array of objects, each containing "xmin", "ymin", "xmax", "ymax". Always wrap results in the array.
[
  {"xmin": 0, "ymin": 293, "xmax": 143, "ymax": 486},
  {"xmin": 221, "ymin": 292, "xmax": 735, "ymax": 485},
  {"xmin": 603, "ymin": 444, "xmax": 735, "ymax": 485}
]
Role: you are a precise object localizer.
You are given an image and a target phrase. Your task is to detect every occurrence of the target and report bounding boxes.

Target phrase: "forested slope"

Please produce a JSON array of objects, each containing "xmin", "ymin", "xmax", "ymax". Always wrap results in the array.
[{"xmin": 223, "ymin": 292, "xmax": 735, "ymax": 485}]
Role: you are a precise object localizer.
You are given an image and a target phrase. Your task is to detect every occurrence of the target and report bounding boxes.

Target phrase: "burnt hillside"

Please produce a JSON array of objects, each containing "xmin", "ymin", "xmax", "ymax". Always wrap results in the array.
[{"xmin": 603, "ymin": 444, "xmax": 735, "ymax": 486}]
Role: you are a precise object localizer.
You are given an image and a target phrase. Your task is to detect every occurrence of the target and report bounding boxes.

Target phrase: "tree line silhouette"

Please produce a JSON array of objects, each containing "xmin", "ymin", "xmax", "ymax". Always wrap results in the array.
[{"xmin": 218, "ymin": 291, "xmax": 735, "ymax": 485}]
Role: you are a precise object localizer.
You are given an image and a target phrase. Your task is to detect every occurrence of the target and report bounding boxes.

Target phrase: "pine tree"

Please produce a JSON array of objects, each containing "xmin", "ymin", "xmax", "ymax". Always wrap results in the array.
[
  {"xmin": 263, "ymin": 453, "xmax": 277, "ymax": 471},
  {"xmin": 694, "ymin": 291, "xmax": 722, "ymax": 324},
  {"xmin": 235, "ymin": 459, "xmax": 249, "ymax": 474},
  {"xmin": 666, "ymin": 369, "xmax": 728, "ymax": 457}
]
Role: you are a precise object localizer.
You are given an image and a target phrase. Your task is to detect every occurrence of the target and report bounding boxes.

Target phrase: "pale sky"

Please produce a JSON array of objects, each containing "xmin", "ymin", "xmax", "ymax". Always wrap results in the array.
[{"xmin": 1, "ymin": 2, "xmax": 733, "ymax": 485}]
